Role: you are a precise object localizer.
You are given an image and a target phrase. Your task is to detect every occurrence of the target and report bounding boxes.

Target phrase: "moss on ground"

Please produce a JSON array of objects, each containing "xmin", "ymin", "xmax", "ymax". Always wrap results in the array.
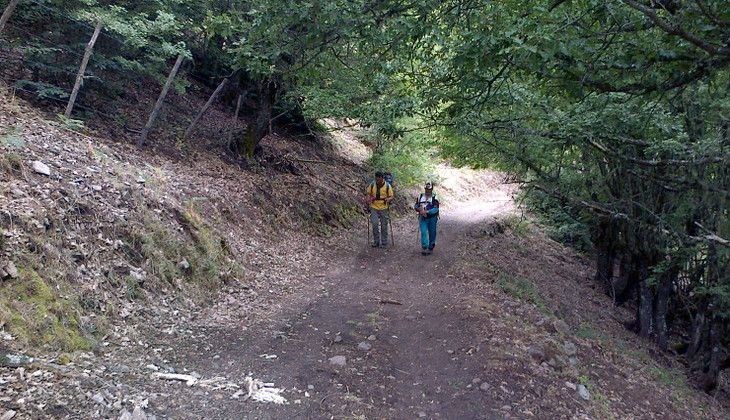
[
  {"xmin": 0, "ymin": 265, "xmax": 93, "ymax": 351},
  {"xmin": 122, "ymin": 201, "xmax": 243, "ymax": 291}
]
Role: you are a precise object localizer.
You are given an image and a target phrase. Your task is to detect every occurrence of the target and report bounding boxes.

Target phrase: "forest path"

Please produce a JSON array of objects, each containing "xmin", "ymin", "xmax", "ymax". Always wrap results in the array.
[
  {"xmin": 85, "ymin": 176, "xmax": 724, "ymax": 420},
  {"xmin": 146, "ymin": 183, "xmax": 524, "ymax": 419}
]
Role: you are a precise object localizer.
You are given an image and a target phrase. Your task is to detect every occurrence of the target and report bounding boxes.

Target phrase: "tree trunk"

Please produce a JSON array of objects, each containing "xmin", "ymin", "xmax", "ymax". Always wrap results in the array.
[
  {"xmin": 65, "ymin": 20, "xmax": 103, "ymax": 118},
  {"xmin": 686, "ymin": 304, "xmax": 707, "ymax": 360},
  {"xmin": 227, "ymin": 93, "xmax": 243, "ymax": 153},
  {"xmin": 703, "ymin": 317, "xmax": 724, "ymax": 392},
  {"xmin": 184, "ymin": 76, "xmax": 230, "ymax": 139},
  {"xmin": 234, "ymin": 78, "xmax": 277, "ymax": 157},
  {"xmin": 615, "ymin": 253, "xmax": 635, "ymax": 304},
  {"xmin": 654, "ymin": 265, "xmax": 676, "ymax": 351},
  {"xmin": 637, "ymin": 258, "xmax": 654, "ymax": 338},
  {"xmin": 593, "ymin": 219, "xmax": 616, "ymax": 298},
  {"xmin": 0, "ymin": 0, "xmax": 19, "ymax": 34},
  {"xmin": 138, "ymin": 54, "xmax": 184, "ymax": 148}
]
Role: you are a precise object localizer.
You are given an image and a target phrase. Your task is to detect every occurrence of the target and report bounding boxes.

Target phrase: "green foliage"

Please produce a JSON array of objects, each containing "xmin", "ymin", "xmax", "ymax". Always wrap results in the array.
[
  {"xmin": 496, "ymin": 272, "xmax": 546, "ymax": 312},
  {"xmin": 366, "ymin": 119, "xmax": 438, "ymax": 186},
  {"xmin": 57, "ymin": 114, "xmax": 86, "ymax": 131},
  {"xmin": 0, "ymin": 128, "xmax": 26, "ymax": 149},
  {"xmin": 0, "ymin": 266, "xmax": 93, "ymax": 351}
]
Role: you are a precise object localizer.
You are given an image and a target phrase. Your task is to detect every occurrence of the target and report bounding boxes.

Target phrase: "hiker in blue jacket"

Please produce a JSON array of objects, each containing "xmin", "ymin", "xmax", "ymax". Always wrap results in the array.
[{"xmin": 414, "ymin": 181, "xmax": 439, "ymax": 255}]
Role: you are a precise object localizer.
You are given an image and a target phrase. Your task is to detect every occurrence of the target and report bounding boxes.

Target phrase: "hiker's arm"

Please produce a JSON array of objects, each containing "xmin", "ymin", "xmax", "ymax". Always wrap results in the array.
[
  {"xmin": 385, "ymin": 187, "xmax": 394, "ymax": 203},
  {"xmin": 427, "ymin": 199, "xmax": 439, "ymax": 215}
]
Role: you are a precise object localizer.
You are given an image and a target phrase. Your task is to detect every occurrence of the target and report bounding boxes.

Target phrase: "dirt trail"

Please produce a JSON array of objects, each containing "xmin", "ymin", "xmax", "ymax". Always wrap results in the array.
[
  {"xmin": 133, "ymin": 184, "xmax": 527, "ymax": 419},
  {"xmin": 110, "ymin": 178, "xmax": 728, "ymax": 419}
]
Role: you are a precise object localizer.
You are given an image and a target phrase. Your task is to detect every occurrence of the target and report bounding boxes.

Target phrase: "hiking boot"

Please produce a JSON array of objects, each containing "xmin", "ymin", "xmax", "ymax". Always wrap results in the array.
[
  {"xmin": 380, "ymin": 243, "xmax": 388, "ymax": 249},
  {"xmin": 372, "ymin": 242, "xmax": 380, "ymax": 248},
  {"xmin": 421, "ymin": 247, "xmax": 429, "ymax": 256}
]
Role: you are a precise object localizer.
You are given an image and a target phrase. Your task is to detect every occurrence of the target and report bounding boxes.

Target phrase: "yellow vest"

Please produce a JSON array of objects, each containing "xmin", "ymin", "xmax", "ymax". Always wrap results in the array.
[{"xmin": 367, "ymin": 182, "xmax": 393, "ymax": 210}]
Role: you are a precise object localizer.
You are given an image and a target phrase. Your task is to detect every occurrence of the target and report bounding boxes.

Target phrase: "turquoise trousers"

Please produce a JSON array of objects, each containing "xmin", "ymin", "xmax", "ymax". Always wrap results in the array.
[{"xmin": 419, "ymin": 216, "xmax": 437, "ymax": 249}]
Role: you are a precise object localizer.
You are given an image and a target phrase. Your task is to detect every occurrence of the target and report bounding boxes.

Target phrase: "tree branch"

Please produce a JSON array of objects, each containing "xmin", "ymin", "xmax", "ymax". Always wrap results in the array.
[{"xmin": 621, "ymin": 0, "xmax": 730, "ymax": 57}]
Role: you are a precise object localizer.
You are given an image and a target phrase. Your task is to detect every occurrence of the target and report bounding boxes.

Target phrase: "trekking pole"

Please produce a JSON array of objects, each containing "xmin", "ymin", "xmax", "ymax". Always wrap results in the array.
[
  {"xmin": 366, "ymin": 211, "xmax": 371, "ymax": 247},
  {"xmin": 386, "ymin": 203, "xmax": 394, "ymax": 247}
]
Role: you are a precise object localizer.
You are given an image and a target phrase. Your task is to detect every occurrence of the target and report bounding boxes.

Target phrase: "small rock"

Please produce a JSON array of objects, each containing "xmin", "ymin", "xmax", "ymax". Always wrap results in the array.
[
  {"xmin": 500, "ymin": 405, "xmax": 512, "ymax": 411},
  {"xmin": 10, "ymin": 188, "xmax": 24, "ymax": 198},
  {"xmin": 91, "ymin": 185, "xmax": 102, "ymax": 192},
  {"xmin": 136, "ymin": 176, "xmax": 146, "ymax": 184},
  {"xmin": 2, "ymin": 262, "xmax": 18, "ymax": 279},
  {"xmin": 1, "ymin": 410, "xmax": 17, "ymax": 420},
  {"xmin": 554, "ymin": 319, "xmax": 570, "ymax": 333},
  {"xmin": 32, "ymin": 161, "xmax": 50, "ymax": 176},
  {"xmin": 0, "ymin": 353, "xmax": 34, "ymax": 367},
  {"xmin": 417, "ymin": 411, "xmax": 427, "ymax": 418},
  {"xmin": 307, "ymin": 384, "xmax": 314, "ymax": 390},
  {"xmin": 178, "ymin": 259, "xmax": 190, "ymax": 270},
  {"xmin": 563, "ymin": 341, "xmax": 577, "ymax": 357},
  {"xmin": 479, "ymin": 382, "xmax": 491, "ymax": 392},
  {"xmin": 527, "ymin": 345, "xmax": 545, "ymax": 362},
  {"xmin": 568, "ymin": 356, "xmax": 579, "ymax": 367},
  {"xmin": 333, "ymin": 335, "xmax": 343, "ymax": 343},
  {"xmin": 577, "ymin": 384, "xmax": 590, "ymax": 400},
  {"xmin": 357, "ymin": 341, "xmax": 372, "ymax": 351},
  {"xmin": 328, "ymin": 355, "xmax": 346, "ymax": 366},
  {"xmin": 91, "ymin": 392, "xmax": 106, "ymax": 405},
  {"xmin": 565, "ymin": 381, "xmax": 577, "ymax": 390},
  {"xmin": 472, "ymin": 378, "xmax": 482, "ymax": 384},
  {"xmin": 367, "ymin": 335, "xmax": 376, "ymax": 341}
]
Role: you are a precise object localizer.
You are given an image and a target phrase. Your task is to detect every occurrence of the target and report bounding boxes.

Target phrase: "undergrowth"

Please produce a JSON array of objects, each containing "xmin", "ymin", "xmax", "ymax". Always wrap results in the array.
[
  {"xmin": 364, "ymin": 118, "xmax": 438, "ymax": 186},
  {"xmin": 121, "ymin": 199, "xmax": 243, "ymax": 291},
  {"xmin": 496, "ymin": 272, "xmax": 547, "ymax": 313},
  {"xmin": 0, "ymin": 262, "xmax": 95, "ymax": 351}
]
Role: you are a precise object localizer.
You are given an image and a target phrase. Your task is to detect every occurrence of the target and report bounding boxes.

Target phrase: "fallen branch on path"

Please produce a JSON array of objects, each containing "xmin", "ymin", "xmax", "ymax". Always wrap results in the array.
[
  {"xmin": 151, "ymin": 372, "xmax": 198, "ymax": 386},
  {"xmin": 242, "ymin": 376, "xmax": 288, "ymax": 404},
  {"xmin": 379, "ymin": 298, "xmax": 402, "ymax": 305}
]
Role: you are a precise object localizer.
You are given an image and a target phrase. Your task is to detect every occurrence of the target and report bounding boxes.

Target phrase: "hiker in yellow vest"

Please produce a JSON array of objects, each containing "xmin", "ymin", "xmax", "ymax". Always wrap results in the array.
[{"xmin": 367, "ymin": 171, "xmax": 394, "ymax": 248}]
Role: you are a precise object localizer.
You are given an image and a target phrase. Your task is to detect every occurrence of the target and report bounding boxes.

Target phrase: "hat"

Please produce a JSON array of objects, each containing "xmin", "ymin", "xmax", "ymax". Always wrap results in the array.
[
  {"xmin": 375, "ymin": 171, "xmax": 384, "ymax": 177},
  {"xmin": 424, "ymin": 181, "xmax": 433, "ymax": 189}
]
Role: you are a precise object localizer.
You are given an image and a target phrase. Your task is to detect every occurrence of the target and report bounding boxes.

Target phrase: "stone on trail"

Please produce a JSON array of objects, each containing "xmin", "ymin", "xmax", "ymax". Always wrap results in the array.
[
  {"xmin": 333, "ymin": 334, "xmax": 343, "ymax": 343},
  {"xmin": 563, "ymin": 341, "xmax": 577, "ymax": 357},
  {"xmin": 32, "ymin": 160, "xmax": 51, "ymax": 176},
  {"xmin": 565, "ymin": 381, "xmax": 577, "ymax": 390},
  {"xmin": 329, "ymin": 355, "xmax": 346, "ymax": 366},
  {"xmin": 0, "ymin": 353, "xmax": 34, "ymax": 367},
  {"xmin": 367, "ymin": 334, "xmax": 376, "ymax": 341},
  {"xmin": 357, "ymin": 341, "xmax": 372, "ymax": 351},
  {"xmin": 577, "ymin": 384, "xmax": 590, "ymax": 400},
  {"xmin": 479, "ymin": 382, "xmax": 491, "ymax": 392},
  {"xmin": 118, "ymin": 406, "xmax": 150, "ymax": 420},
  {"xmin": 1, "ymin": 261, "xmax": 18, "ymax": 279},
  {"xmin": 527, "ymin": 345, "xmax": 545, "ymax": 362},
  {"xmin": 1, "ymin": 410, "xmax": 17, "ymax": 420}
]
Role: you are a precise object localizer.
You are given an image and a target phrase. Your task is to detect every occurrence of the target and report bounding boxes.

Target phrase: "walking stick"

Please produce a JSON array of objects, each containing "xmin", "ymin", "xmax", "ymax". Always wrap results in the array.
[
  {"xmin": 366, "ymin": 211, "xmax": 371, "ymax": 247},
  {"xmin": 386, "ymin": 203, "xmax": 394, "ymax": 247}
]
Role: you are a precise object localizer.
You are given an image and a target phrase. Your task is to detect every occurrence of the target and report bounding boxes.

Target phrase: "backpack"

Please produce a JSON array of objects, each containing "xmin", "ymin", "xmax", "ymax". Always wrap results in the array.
[
  {"xmin": 416, "ymin": 193, "xmax": 438, "ymax": 218},
  {"xmin": 369, "ymin": 180, "xmax": 392, "ymax": 199}
]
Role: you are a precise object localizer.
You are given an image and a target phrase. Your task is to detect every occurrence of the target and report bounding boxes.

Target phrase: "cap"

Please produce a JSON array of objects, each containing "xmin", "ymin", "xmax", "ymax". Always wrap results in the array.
[
  {"xmin": 425, "ymin": 181, "xmax": 433, "ymax": 189},
  {"xmin": 375, "ymin": 171, "xmax": 384, "ymax": 177}
]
